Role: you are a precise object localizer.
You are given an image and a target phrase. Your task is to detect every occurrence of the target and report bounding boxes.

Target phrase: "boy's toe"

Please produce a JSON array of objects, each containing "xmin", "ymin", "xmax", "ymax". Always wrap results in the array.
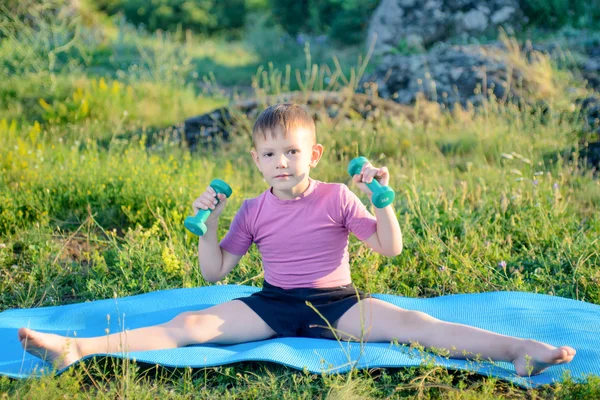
[{"xmin": 555, "ymin": 346, "xmax": 575, "ymax": 363}]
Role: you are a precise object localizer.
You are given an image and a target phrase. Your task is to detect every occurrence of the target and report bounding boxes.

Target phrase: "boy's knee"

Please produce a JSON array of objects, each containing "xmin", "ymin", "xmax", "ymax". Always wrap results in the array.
[
  {"xmin": 400, "ymin": 310, "xmax": 438, "ymax": 327},
  {"xmin": 167, "ymin": 311, "xmax": 211, "ymax": 330},
  {"xmin": 160, "ymin": 311, "xmax": 217, "ymax": 345}
]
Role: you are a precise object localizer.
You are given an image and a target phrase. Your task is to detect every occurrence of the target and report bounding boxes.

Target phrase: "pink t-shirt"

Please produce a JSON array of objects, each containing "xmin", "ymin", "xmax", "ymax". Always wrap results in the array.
[{"xmin": 219, "ymin": 178, "xmax": 378, "ymax": 289}]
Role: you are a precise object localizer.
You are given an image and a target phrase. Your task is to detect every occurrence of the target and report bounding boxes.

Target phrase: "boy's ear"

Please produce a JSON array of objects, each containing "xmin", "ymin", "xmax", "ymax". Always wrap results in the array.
[
  {"xmin": 250, "ymin": 149, "xmax": 262, "ymax": 171},
  {"xmin": 310, "ymin": 143, "xmax": 324, "ymax": 168}
]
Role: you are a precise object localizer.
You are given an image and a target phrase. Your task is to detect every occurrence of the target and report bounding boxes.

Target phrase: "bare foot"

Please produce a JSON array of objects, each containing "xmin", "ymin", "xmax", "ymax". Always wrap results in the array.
[
  {"xmin": 18, "ymin": 327, "xmax": 81, "ymax": 369},
  {"xmin": 512, "ymin": 339, "xmax": 576, "ymax": 376}
]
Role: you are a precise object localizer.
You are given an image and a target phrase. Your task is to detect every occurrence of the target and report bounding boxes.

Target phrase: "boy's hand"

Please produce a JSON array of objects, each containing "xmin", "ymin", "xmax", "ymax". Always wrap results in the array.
[
  {"xmin": 351, "ymin": 161, "xmax": 390, "ymax": 198},
  {"xmin": 191, "ymin": 186, "xmax": 228, "ymax": 226}
]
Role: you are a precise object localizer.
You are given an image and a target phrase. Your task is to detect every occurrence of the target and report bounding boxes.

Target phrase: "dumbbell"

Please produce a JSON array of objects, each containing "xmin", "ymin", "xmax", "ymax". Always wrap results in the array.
[
  {"xmin": 347, "ymin": 156, "xmax": 395, "ymax": 208},
  {"xmin": 184, "ymin": 179, "xmax": 232, "ymax": 236}
]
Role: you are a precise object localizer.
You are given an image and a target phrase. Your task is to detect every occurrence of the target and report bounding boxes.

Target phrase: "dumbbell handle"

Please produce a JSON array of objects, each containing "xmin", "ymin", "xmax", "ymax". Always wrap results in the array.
[
  {"xmin": 184, "ymin": 179, "xmax": 232, "ymax": 236},
  {"xmin": 347, "ymin": 156, "xmax": 395, "ymax": 208}
]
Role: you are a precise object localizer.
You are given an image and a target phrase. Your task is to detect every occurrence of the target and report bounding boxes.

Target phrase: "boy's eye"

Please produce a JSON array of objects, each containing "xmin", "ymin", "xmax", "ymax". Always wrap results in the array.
[
  {"xmin": 263, "ymin": 152, "xmax": 273, "ymax": 157},
  {"xmin": 288, "ymin": 149, "xmax": 299, "ymax": 155}
]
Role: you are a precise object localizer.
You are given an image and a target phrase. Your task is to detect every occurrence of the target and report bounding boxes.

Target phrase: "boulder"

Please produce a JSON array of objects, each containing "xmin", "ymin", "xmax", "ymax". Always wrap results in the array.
[
  {"xmin": 578, "ymin": 95, "xmax": 600, "ymax": 138},
  {"xmin": 366, "ymin": 0, "xmax": 525, "ymax": 54},
  {"xmin": 583, "ymin": 45, "xmax": 600, "ymax": 91},
  {"xmin": 361, "ymin": 42, "xmax": 544, "ymax": 108},
  {"xmin": 183, "ymin": 91, "xmax": 431, "ymax": 150}
]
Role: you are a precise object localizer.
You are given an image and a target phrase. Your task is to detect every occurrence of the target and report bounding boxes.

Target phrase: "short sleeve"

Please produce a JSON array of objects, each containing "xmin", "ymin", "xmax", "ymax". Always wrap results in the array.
[
  {"xmin": 340, "ymin": 185, "xmax": 378, "ymax": 241},
  {"xmin": 220, "ymin": 200, "xmax": 253, "ymax": 256}
]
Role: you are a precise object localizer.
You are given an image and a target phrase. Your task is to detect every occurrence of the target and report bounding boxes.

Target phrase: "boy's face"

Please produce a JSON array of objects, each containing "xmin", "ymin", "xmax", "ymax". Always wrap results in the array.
[{"xmin": 251, "ymin": 126, "xmax": 323, "ymax": 192}]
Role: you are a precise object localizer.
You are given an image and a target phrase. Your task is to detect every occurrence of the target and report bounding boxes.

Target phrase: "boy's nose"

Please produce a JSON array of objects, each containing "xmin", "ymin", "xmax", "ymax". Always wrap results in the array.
[{"xmin": 276, "ymin": 154, "xmax": 288, "ymax": 168}]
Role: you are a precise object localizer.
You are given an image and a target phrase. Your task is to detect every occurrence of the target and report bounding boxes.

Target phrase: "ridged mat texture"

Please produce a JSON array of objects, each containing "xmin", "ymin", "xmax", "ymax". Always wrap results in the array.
[{"xmin": 1, "ymin": 285, "xmax": 598, "ymax": 388}]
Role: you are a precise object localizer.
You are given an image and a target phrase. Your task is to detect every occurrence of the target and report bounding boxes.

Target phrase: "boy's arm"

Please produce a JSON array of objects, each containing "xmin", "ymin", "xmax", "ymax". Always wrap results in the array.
[
  {"xmin": 197, "ymin": 220, "xmax": 224, "ymax": 282},
  {"xmin": 197, "ymin": 221, "xmax": 243, "ymax": 282},
  {"xmin": 351, "ymin": 162, "xmax": 403, "ymax": 257},
  {"xmin": 363, "ymin": 205, "xmax": 403, "ymax": 257},
  {"xmin": 193, "ymin": 187, "xmax": 244, "ymax": 283}
]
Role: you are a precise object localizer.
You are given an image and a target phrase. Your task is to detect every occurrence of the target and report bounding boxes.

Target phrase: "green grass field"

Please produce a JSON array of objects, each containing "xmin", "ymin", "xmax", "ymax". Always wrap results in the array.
[{"xmin": 1, "ymin": 6, "xmax": 600, "ymax": 399}]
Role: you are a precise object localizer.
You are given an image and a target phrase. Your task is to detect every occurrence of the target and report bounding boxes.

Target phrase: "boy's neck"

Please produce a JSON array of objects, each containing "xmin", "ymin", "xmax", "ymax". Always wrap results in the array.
[{"xmin": 271, "ymin": 177, "xmax": 311, "ymax": 200}]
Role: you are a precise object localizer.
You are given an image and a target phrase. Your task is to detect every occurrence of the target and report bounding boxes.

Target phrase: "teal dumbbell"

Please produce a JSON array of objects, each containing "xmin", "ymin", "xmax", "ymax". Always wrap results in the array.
[
  {"xmin": 184, "ymin": 179, "xmax": 232, "ymax": 236},
  {"xmin": 347, "ymin": 156, "xmax": 395, "ymax": 208}
]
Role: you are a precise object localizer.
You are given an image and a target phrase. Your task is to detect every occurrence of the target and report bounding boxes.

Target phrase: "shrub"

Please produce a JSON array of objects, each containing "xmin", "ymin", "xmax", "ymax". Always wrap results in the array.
[
  {"xmin": 268, "ymin": 0, "xmax": 379, "ymax": 45},
  {"xmin": 519, "ymin": 0, "xmax": 600, "ymax": 29},
  {"xmin": 93, "ymin": 0, "xmax": 247, "ymax": 35}
]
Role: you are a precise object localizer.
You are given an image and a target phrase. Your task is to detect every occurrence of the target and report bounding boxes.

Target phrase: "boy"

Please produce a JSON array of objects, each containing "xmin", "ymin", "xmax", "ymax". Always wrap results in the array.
[{"xmin": 19, "ymin": 104, "xmax": 575, "ymax": 376}]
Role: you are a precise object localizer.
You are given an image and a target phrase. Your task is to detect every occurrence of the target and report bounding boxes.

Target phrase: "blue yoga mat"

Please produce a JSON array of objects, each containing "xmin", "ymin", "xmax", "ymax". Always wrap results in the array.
[{"xmin": 1, "ymin": 285, "xmax": 598, "ymax": 388}]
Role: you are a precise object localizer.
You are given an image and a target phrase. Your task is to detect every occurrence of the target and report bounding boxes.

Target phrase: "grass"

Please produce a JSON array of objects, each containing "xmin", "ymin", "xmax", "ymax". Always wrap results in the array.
[{"xmin": 1, "ymin": 4, "xmax": 600, "ymax": 399}]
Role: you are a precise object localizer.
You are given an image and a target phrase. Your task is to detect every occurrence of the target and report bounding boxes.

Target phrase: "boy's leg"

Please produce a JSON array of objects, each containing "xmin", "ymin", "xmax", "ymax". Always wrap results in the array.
[
  {"xmin": 325, "ymin": 298, "xmax": 575, "ymax": 376},
  {"xmin": 19, "ymin": 300, "xmax": 276, "ymax": 368}
]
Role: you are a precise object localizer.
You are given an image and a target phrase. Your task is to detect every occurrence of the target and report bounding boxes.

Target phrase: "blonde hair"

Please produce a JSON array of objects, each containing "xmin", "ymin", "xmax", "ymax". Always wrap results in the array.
[{"xmin": 252, "ymin": 103, "xmax": 315, "ymax": 147}]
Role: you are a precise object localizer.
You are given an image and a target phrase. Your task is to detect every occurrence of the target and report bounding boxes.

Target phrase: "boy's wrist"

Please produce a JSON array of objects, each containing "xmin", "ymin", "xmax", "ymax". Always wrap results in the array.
[
  {"xmin": 205, "ymin": 216, "xmax": 219, "ymax": 228},
  {"xmin": 372, "ymin": 202, "xmax": 396, "ymax": 218},
  {"xmin": 196, "ymin": 221, "xmax": 219, "ymax": 241}
]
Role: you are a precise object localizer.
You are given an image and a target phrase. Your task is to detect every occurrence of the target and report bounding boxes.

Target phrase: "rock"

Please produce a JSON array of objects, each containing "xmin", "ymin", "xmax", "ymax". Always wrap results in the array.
[
  {"xmin": 583, "ymin": 71, "xmax": 600, "ymax": 91},
  {"xmin": 462, "ymin": 9, "xmax": 488, "ymax": 32},
  {"xmin": 184, "ymin": 109, "xmax": 234, "ymax": 150},
  {"xmin": 366, "ymin": 0, "xmax": 525, "ymax": 54},
  {"xmin": 183, "ymin": 91, "xmax": 432, "ymax": 150},
  {"xmin": 577, "ymin": 95, "xmax": 600, "ymax": 138},
  {"xmin": 581, "ymin": 141, "xmax": 600, "ymax": 172},
  {"xmin": 583, "ymin": 45, "xmax": 600, "ymax": 91},
  {"xmin": 366, "ymin": 0, "xmax": 408, "ymax": 51},
  {"xmin": 491, "ymin": 6, "xmax": 515, "ymax": 24},
  {"xmin": 361, "ymin": 43, "xmax": 541, "ymax": 108}
]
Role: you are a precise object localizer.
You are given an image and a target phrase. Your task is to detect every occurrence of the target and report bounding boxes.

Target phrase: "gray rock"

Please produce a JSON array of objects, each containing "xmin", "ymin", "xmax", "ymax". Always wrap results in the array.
[
  {"xmin": 578, "ymin": 96, "xmax": 600, "ymax": 138},
  {"xmin": 462, "ymin": 9, "xmax": 488, "ymax": 31},
  {"xmin": 183, "ymin": 91, "xmax": 426, "ymax": 150},
  {"xmin": 398, "ymin": 0, "xmax": 416, "ymax": 6},
  {"xmin": 584, "ymin": 46, "xmax": 600, "ymax": 73},
  {"xmin": 367, "ymin": 0, "xmax": 525, "ymax": 54},
  {"xmin": 361, "ymin": 43, "xmax": 542, "ymax": 108},
  {"xmin": 491, "ymin": 6, "xmax": 515, "ymax": 24}
]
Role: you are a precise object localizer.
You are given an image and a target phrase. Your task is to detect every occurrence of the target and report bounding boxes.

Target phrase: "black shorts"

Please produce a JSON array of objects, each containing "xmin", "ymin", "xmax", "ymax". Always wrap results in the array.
[{"xmin": 235, "ymin": 280, "xmax": 370, "ymax": 338}]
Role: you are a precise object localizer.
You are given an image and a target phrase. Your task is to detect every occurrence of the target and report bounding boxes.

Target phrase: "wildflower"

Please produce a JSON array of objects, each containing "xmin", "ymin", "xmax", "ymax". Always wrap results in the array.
[
  {"xmin": 39, "ymin": 98, "xmax": 52, "ymax": 111},
  {"xmin": 438, "ymin": 266, "xmax": 446, "ymax": 272},
  {"xmin": 162, "ymin": 246, "xmax": 181, "ymax": 275},
  {"xmin": 553, "ymin": 183, "xmax": 559, "ymax": 189},
  {"xmin": 533, "ymin": 179, "xmax": 538, "ymax": 185},
  {"xmin": 498, "ymin": 260, "xmax": 507, "ymax": 268}
]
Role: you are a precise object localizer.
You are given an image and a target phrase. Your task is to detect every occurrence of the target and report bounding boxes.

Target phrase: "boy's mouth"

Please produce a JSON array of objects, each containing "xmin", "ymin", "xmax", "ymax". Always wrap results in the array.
[{"xmin": 274, "ymin": 174, "xmax": 292, "ymax": 178}]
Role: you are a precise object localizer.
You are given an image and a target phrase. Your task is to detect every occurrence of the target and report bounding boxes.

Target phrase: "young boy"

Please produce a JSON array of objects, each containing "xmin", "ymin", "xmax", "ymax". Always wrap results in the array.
[{"xmin": 19, "ymin": 103, "xmax": 575, "ymax": 376}]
